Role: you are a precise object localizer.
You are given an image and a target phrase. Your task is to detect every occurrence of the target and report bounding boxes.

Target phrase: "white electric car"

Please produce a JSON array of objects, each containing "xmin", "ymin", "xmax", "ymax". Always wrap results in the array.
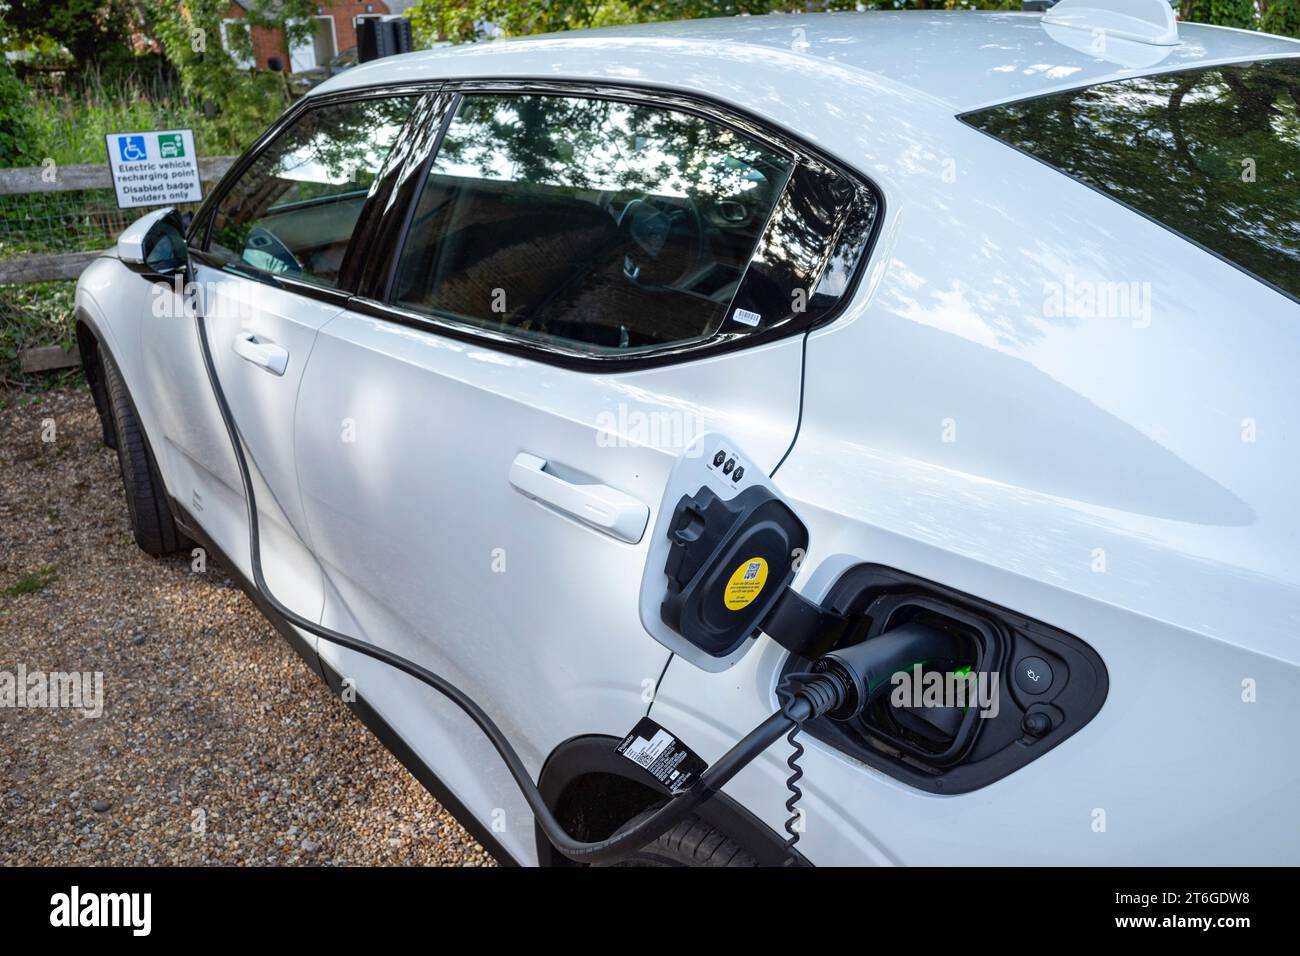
[{"xmin": 76, "ymin": 1, "xmax": 1300, "ymax": 866}]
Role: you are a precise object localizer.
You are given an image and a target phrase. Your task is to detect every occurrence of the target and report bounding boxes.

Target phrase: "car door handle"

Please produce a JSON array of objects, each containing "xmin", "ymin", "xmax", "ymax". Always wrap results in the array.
[
  {"xmin": 509, "ymin": 452, "xmax": 649, "ymax": 544},
  {"xmin": 232, "ymin": 330, "xmax": 289, "ymax": 376}
]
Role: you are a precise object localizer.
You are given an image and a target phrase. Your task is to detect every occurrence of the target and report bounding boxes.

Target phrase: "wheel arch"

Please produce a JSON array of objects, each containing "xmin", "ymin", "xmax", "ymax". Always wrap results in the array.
[
  {"xmin": 76, "ymin": 310, "xmax": 116, "ymax": 449},
  {"xmin": 535, "ymin": 734, "xmax": 810, "ymax": 867}
]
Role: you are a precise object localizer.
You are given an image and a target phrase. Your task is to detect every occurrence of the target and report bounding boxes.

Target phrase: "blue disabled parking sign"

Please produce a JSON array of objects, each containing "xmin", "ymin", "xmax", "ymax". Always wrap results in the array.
[
  {"xmin": 118, "ymin": 135, "xmax": 148, "ymax": 163},
  {"xmin": 105, "ymin": 128, "xmax": 202, "ymax": 209}
]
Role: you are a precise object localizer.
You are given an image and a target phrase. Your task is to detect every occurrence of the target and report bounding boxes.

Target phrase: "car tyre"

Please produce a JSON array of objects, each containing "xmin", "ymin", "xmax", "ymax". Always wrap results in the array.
[
  {"xmin": 608, "ymin": 812, "xmax": 760, "ymax": 867},
  {"xmin": 101, "ymin": 349, "xmax": 186, "ymax": 557}
]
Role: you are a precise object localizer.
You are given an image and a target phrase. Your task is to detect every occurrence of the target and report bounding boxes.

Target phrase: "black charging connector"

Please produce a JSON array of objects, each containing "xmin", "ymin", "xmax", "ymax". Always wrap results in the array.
[{"xmin": 814, "ymin": 621, "xmax": 967, "ymax": 721}]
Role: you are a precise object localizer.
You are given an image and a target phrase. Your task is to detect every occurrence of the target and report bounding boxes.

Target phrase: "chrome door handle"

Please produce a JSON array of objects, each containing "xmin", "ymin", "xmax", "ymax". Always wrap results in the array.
[
  {"xmin": 509, "ymin": 452, "xmax": 649, "ymax": 544},
  {"xmin": 232, "ymin": 330, "xmax": 289, "ymax": 376}
]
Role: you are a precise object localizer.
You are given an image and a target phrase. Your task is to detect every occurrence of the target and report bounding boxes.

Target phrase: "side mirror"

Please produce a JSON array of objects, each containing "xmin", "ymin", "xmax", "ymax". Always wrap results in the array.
[{"xmin": 117, "ymin": 207, "xmax": 188, "ymax": 275}]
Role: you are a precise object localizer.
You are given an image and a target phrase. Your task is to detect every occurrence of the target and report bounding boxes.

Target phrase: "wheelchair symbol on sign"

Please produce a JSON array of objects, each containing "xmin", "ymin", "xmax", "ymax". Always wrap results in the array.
[{"xmin": 118, "ymin": 136, "xmax": 148, "ymax": 162}]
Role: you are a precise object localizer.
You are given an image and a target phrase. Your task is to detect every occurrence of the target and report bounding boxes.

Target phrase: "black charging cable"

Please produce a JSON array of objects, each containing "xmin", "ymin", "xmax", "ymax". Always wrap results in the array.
[{"xmin": 193, "ymin": 308, "xmax": 853, "ymax": 865}]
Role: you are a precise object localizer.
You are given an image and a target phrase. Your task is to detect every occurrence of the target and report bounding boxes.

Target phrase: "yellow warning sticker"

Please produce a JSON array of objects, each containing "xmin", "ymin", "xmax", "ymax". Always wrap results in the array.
[{"xmin": 723, "ymin": 557, "xmax": 769, "ymax": 611}]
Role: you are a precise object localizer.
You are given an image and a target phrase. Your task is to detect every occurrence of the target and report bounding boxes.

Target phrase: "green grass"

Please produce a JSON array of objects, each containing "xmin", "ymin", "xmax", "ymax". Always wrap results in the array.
[
  {"xmin": 0, "ymin": 70, "xmax": 290, "ymax": 257},
  {"xmin": 0, "ymin": 280, "xmax": 79, "ymax": 390},
  {"xmin": 3, "ymin": 565, "xmax": 58, "ymax": 597},
  {"xmin": 22, "ymin": 70, "xmax": 283, "ymax": 166}
]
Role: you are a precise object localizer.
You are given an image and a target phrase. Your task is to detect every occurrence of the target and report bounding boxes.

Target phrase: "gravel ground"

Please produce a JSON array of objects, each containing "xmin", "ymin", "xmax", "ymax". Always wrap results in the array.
[{"xmin": 0, "ymin": 385, "xmax": 493, "ymax": 866}]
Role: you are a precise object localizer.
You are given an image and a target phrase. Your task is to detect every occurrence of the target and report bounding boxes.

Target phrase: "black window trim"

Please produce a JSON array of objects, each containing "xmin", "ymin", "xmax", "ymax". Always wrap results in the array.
[
  {"xmin": 370, "ymin": 89, "xmax": 463, "ymax": 305},
  {"xmin": 189, "ymin": 77, "xmax": 885, "ymax": 373},
  {"xmin": 956, "ymin": 56, "xmax": 1300, "ymax": 307},
  {"xmin": 186, "ymin": 82, "xmax": 440, "ymax": 306}
]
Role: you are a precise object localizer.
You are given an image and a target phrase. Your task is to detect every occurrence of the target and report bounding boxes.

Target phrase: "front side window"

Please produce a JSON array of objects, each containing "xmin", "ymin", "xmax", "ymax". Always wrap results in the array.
[
  {"xmin": 389, "ymin": 93, "xmax": 796, "ymax": 354},
  {"xmin": 963, "ymin": 59, "xmax": 1300, "ymax": 301},
  {"xmin": 209, "ymin": 96, "xmax": 415, "ymax": 288}
]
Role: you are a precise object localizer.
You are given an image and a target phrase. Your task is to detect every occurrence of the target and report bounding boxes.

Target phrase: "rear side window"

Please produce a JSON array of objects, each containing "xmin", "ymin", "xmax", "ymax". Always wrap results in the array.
[
  {"xmin": 389, "ymin": 93, "xmax": 795, "ymax": 355},
  {"xmin": 209, "ymin": 96, "xmax": 415, "ymax": 288},
  {"xmin": 963, "ymin": 58, "xmax": 1300, "ymax": 301}
]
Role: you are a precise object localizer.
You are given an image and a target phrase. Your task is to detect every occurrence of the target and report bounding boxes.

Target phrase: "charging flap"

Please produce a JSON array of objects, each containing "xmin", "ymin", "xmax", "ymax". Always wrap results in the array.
[{"xmin": 639, "ymin": 433, "xmax": 810, "ymax": 672}]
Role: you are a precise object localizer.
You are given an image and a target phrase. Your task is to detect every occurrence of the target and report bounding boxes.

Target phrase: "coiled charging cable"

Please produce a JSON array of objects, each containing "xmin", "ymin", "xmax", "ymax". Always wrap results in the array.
[{"xmin": 775, "ymin": 673, "xmax": 819, "ymax": 864}]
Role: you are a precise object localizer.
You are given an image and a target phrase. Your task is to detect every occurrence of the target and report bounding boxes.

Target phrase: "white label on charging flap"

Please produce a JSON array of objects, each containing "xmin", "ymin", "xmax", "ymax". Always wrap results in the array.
[
  {"xmin": 624, "ymin": 729, "xmax": 673, "ymax": 768},
  {"xmin": 616, "ymin": 717, "xmax": 708, "ymax": 794}
]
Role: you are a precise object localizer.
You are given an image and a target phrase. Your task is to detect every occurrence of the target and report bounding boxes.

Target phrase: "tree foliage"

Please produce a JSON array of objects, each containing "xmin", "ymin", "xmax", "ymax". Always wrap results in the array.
[
  {"xmin": 409, "ymin": 0, "xmax": 1300, "ymax": 45},
  {"xmin": 408, "ymin": 1, "xmax": 1031, "ymax": 45},
  {"xmin": 1260, "ymin": 0, "xmax": 1300, "ymax": 34},
  {"xmin": 0, "ymin": 56, "xmax": 33, "ymax": 165},
  {"xmin": 138, "ymin": 0, "xmax": 320, "ymax": 145},
  {"xmin": 2, "ymin": 0, "xmax": 137, "ymax": 68},
  {"xmin": 1182, "ymin": 0, "xmax": 1300, "ymax": 32},
  {"xmin": 1209, "ymin": 0, "xmax": 1261, "ymax": 28}
]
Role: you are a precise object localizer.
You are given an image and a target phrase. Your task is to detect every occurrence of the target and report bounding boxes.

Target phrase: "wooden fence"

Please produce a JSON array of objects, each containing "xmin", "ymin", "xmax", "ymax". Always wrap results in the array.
[{"xmin": 0, "ymin": 156, "xmax": 237, "ymax": 285}]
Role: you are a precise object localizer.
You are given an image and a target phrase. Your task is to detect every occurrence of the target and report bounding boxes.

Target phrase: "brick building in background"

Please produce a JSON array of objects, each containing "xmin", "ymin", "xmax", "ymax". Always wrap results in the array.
[{"xmin": 220, "ymin": 1, "xmax": 403, "ymax": 72}]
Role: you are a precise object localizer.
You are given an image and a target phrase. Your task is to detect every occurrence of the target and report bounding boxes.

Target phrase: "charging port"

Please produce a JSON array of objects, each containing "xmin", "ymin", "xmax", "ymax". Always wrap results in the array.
[
  {"xmin": 859, "ymin": 601, "xmax": 994, "ymax": 767},
  {"xmin": 781, "ymin": 565, "xmax": 1107, "ymax": 793}
]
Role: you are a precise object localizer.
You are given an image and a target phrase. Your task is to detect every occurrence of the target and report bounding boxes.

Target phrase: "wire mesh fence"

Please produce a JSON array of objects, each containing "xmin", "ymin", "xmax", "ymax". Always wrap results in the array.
[
  {"xmin": 0, "ymin": 188, "xmax": 162, "ymax": 257},
  {"xmin": 0, "ymin": 159, "xmax": 231, "ymax": 383},
  {"xmin": 0, "ymin": 157, "xmax": 235, "ymax": 275}
]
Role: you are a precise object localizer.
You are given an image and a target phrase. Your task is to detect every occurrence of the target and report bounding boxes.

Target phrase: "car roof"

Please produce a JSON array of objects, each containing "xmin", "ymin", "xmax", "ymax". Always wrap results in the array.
[{"xmin": 315, "ymin": 10, "xmax": 1300, "ymax": 113}]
